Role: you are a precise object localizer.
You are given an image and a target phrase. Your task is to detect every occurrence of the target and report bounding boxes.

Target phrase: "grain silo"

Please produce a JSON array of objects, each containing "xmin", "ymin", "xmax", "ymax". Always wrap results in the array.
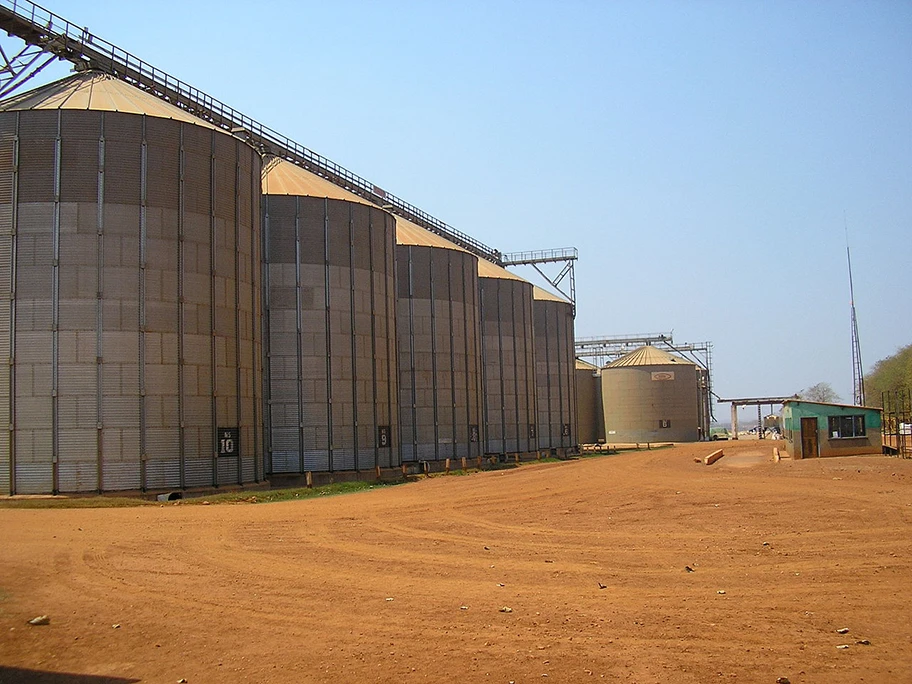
[
  {"xmin": 477, "ymin": 260, "xmax": 537, "ymax": 458},
  {"xmin": 0, "ymin": 72, "xmax": 263, "ymax": 494},
  {"xmin": 395, "ymin": 218, "xmax": 484, "ymax": 463},
  {"xmin": 532, "ymin": 287, "xmax": 576, "ymax": 457},
  {"xmin": 261, "ymin": 158, "xmax": 399, "ymax": 476},
  {"xmin": 575, "ymin": 358, "xmax": 604, "ymax": 446},
  {"xmin": 601, "ymin": 345, "xmax": 705, "ymax": 444}
]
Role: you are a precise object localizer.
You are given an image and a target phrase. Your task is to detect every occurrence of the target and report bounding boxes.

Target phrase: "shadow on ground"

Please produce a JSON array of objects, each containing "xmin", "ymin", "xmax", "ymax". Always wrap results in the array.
[{"xmin": 0, "ymin": 667, "xmax": 140, "ymax": 684}]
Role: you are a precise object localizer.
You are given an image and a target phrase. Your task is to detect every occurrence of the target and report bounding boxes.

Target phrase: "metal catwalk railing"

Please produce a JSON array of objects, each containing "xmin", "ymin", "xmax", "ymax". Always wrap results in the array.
[
  {"xmin": 0, "ymin": 0, "xmax": 503, "ymax": 264},
  {"xmin": 575, "ymin": 332, "xmax": 673, "ymax": 353},
  {"xmin": 500, "ymin": 247, "xmax": 578, "ymax": 265}
]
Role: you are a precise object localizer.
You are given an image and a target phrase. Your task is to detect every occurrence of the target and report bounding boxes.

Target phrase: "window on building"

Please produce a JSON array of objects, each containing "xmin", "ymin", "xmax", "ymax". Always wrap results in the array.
[{"xmin": 827, "ymin": 415, "xmax": 866, "ymax": 439}]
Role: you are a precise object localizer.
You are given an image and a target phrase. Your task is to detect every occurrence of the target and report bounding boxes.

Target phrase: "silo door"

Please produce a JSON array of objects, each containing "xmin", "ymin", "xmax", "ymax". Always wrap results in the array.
[{"xmin": 800, "ymin": 417, "xmax": 818, "ymax": 458}]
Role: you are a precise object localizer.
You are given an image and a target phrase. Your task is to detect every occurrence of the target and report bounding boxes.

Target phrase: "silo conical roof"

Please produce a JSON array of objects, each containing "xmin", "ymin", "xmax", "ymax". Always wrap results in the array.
[
  {"xmin": 476, "ymin": 255, "xmax": 526, "ymax": 282},
  {"xmin": 605, "ymin": 345, "xmax": 694, "ymax": 368},
  {"xmin": 395, "ymin": 214, "xmax": 472, "ymax": 252},
  {"xmin": 0, "ymin": 71, "xmax": 219, "ymax": 129},
  {"xmin": 532, "ymin": 284, "xmax": 569, "ymax": 303},
  {"xmin": 260, "ymin": 156, "xmax": 527, "ymax": 283},
  {"xmin": 397, "ymin": 220, "xmax": 526, "ymax": 283},
  {"xmin": 575, "ymin": 358, "xmax": 600, "ymax": 371},
  {"xmin": 262, "ymin": 156, "xmax": 373, "ymax": 204}
]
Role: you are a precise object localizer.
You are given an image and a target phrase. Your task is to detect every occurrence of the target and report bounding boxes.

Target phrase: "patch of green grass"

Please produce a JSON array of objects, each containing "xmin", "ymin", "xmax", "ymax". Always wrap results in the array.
[
  {"xmin": 577, "ymin": 449, "xmax": 618, "ymax": 458},
  {"xmin": 0, "ymin": 479, "xmax": 405, "ymax": 509},
  {"xmin": 427, "ymin": 468, "xmax": 479, "ymax": 477},
  {"xmin": 0, "ymin": 452, "xmax": 581, "ymax": 508},
  {"xmin": 0, "ymin": 495, "xmax": 155, "ymax": 509},
  {"xmin": 181, "ymin": 480, "xmax": 403, "ymax": 505}
]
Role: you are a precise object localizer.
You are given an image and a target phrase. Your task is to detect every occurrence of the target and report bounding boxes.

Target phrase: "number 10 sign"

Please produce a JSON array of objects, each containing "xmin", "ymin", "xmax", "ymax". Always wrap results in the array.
[{"xmin": 218, "ymin": 427, "xmax": 240, "ymax": 457}]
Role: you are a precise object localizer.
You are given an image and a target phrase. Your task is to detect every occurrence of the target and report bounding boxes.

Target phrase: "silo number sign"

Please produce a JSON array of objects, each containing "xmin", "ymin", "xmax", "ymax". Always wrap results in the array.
[
  {"xmin": 378, "ymin": 425, "xmax": 391, "ymax": 448},
  {"xmin": 469, "ymin": 425, "xmax": 480, "ymax": 443},
  {"xmin": 218, "ymin": 428, "xmax": 240, "ymax": 456}
]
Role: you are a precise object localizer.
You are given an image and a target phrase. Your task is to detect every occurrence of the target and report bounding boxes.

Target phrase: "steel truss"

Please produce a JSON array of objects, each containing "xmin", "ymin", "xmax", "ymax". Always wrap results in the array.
[
  {"xmin": 716, "ymin": 395, "xmax": 798, "ymax": 441},
  {"xmin": 0, "ymin": 35, "xmax": 57, "ymax": 98},
  {"xmin": 847, "ymin": 241, "xmax": 865, "ymax": 406},
  {"xmin": 500, "ymin": 248, "xmax": 578, "ymax": 315},
  {"xmin": 882, "ymin": 390, "xmax": 910, "ymax": 458},
  {"xmin": 575, "ymin": 332, "xmax": 715, "ymax": 419}
]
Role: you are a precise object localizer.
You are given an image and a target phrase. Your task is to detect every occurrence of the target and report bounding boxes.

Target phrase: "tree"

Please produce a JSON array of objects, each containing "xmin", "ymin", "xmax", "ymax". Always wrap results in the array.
[
  {"xmin": 864, "ymin": 344, "xmax": 912, "ymax": 407},
  {"xmin": 799, "ymin": 382, "xmax": 841, "ymax": 403}
]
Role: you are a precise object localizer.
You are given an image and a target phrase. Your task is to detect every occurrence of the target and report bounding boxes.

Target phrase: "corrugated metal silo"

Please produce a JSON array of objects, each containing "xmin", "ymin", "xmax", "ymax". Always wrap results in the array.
[
  {"xmin": 0, "ymin": 72, "xmax": 263, "ymax": 494},
  {"xmin": 575, "ymin": 358, "xmax": 604, "ymax": 445},
  {"xmin": 261, "ymin": 158, "xmax": 398, "ymax": 474},
  {"xmin": 477, "ymin": 260, "xmax": 537, "ymax": 457},
  {"xmin": 532, "ymin": 287, "xmax": 576, "ymax": 456},
  {"xmin": 601, "ymin": 345, "xmax": 702, "ymax": 443},
  {"xmin": 395, "ymin": 218, "xmax": 483, "ymax": 463}
]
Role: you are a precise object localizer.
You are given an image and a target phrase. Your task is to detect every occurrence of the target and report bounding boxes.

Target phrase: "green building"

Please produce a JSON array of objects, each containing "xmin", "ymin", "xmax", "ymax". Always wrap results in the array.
[{"xmin": 781, "ymin": 400, "xmax": 882, "ymax": 459}]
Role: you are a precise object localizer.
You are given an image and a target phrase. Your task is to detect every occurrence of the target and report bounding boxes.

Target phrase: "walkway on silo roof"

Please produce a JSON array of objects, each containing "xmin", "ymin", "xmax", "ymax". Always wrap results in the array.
[
  {"xmin": 605, "ymin": 345, "xmax": 695, "ymax": 368},
  {"xmin": 261, "ymin": 156, "xmax": 534, "ymax": 285},
  {"xmin": 0, "ymin": 0, "xmax": 503, "ymax": 265},
  {"xmin": 0, "ymin": 70, "xmax": 218, "ymax": 129}
]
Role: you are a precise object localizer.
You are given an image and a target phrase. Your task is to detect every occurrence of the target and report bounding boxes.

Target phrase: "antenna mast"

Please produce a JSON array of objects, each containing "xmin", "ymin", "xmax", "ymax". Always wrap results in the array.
[{"xmin": 846, "ymin": 221, "xmax": 865, "ymax": 406}]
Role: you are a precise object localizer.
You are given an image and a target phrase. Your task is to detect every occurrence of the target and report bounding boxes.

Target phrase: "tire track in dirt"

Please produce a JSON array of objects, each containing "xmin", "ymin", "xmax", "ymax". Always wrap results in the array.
[{"xmin": 2, "ymin": 443, "xmax": 911, "ymax": 683}]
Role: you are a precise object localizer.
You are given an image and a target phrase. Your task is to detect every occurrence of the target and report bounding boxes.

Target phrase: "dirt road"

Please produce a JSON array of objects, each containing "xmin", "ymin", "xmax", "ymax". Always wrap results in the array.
[{"xmin": 2, "ymin": 441, "xmax": 911, "ymax": 683}]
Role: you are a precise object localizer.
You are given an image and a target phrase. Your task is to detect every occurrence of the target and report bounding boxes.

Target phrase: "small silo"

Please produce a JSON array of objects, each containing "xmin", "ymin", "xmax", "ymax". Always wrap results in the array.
[
  {"xmin": 477, "ymin": 260, "xmax": 537, "ymax": 458},
  {"xmin": 261, "ymin": 158, "xmax": 399, "ymax": 475},
  {"xmin": 0, "ymin": 72, "xmax": 263, "ymax": 494},
  {"xmin": 532, "ymin": 287, "xmax": 576, "ymax": 457},
  {"xmin": 395, "ymin": 218, "xmax": 484, "ymax": 463},
  {"xmin": 575, "ymin": 358, "xmax": 604, "ymax": 446},
  {"xmin": 601, "ymin": 345, "xmax": 703, "ymax": 444}
]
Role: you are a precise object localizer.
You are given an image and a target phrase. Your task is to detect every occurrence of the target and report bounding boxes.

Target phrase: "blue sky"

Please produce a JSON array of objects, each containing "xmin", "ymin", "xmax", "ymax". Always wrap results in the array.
[{"xmin": 19, "ymin": 0, "xmax": 912, "ymax": 411}]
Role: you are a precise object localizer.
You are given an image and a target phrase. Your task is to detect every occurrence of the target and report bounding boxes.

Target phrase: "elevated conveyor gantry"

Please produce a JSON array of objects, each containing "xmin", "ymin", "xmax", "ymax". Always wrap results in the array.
[
  {"xmin": 500, "ymin": 248, "xmax": 578, "ymax": 315},
  {"xmin": 0, "ymin": 0, "xmax": 505, "ymax": 262}
]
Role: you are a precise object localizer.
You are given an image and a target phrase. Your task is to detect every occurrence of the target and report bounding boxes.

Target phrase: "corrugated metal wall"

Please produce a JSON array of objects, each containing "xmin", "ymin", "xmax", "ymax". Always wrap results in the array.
[
  {"xmin": 696, "ymin": 367, "xmax": 710, "ymax": 441},
  {"xmin": 0, "ymin": 112, "xmax": 13, "ymax": 494},
  {"xmin": 479, "ymin": 277, "xmax": 536, "ymax": 456},
  {"xmin": 575, "ymin": 364, "xmax": 604, "ymax": 445},
  {"xmin": 263, "ymin": 195, "xmax": 398, "ymax": 474},
  {"xmin": 396, "ymin": 244, "xmax": 483, "ymax": 462},
  {"xmin": 0, "ymin": 109, "xmax": 262, "ymax": 494},
  {"xmin": 533, "ymin": 298, "xmax": 576, "ymax": 454},
  {"xmin": 602, "ymin": 363, "xmax": 700, "ymax": 443}
]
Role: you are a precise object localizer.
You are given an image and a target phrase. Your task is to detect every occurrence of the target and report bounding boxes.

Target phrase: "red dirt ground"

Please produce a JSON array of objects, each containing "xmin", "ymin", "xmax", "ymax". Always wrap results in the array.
[{"xmin": 1, "ymin": 441, "xmax": 911, "ymax": 683}]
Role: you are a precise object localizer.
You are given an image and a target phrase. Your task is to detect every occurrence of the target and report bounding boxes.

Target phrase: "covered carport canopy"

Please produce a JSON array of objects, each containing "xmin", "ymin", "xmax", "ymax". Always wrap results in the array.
[{"xmin": 717, "ymin": 396, "xmax": 798, "ymax": 439}]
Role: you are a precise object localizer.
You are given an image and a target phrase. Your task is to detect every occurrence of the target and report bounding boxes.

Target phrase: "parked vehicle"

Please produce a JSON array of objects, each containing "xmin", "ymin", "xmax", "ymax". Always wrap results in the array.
[{"xmin": 709, "ymin": 427, "xmax": 732, "ymax": 441}]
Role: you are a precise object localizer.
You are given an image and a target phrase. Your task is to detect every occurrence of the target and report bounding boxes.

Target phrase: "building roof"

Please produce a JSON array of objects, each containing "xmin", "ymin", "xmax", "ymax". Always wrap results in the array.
[
  {"xmin": 782, "ymin": 399, "xmax": 882, "ymax": 412},
  {"xmin": 605, "ymin": 345, "xmax": 695, "ymax": 369},
  {"xmin": 0, "ymin": 71, "xmax": 219, "ymax": 130}
]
